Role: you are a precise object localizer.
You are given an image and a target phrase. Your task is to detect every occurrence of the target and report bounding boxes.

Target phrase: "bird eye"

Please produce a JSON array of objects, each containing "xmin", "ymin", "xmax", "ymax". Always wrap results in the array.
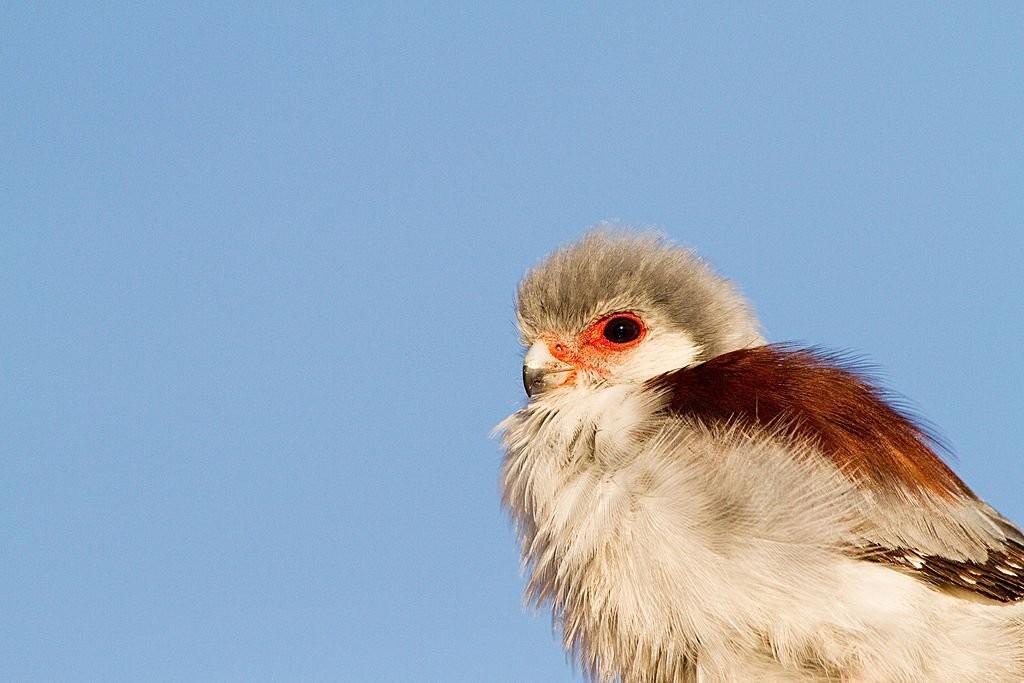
[{"xmin": 602, "ymin": 315, "xmax": 643, "ymax": 344}]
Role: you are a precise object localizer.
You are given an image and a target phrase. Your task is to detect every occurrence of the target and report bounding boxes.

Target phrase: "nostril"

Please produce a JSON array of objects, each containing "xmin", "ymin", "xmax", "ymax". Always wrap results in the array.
[{"xmin": 544, "ymin": 339, "xmax": 574, "ymax": 365}]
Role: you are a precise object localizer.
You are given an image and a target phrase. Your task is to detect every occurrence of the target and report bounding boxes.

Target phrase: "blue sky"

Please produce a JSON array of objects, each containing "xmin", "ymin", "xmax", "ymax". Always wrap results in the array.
[{"xmin": 3, "ymin": 3, "xmax": 1022, "ymax": 681}]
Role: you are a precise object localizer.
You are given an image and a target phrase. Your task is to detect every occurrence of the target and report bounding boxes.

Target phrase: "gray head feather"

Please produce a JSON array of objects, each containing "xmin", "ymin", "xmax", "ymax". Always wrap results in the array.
[{"xmin": 517, "ymin": 228, "xmax": 765, "ymax": 361}]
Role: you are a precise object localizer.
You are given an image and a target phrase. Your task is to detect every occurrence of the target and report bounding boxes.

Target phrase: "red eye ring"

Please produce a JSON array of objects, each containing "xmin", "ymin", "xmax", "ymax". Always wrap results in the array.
[{"xmin": 585, "ymin": 312, "xmax": 646, "ymax": 350}]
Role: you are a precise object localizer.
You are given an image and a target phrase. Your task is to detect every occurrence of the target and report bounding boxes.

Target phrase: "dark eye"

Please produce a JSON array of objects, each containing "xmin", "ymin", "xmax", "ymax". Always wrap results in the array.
[{"xmin": 602, "ymin": 316, "xmax": 642, "ymax": 344}]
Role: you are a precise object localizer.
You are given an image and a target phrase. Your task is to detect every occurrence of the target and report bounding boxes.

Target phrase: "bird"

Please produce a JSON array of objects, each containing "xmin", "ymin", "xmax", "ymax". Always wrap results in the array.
[{"xmin": 497, "ymin": 228, "xmax": 1024, "ymax": 682}]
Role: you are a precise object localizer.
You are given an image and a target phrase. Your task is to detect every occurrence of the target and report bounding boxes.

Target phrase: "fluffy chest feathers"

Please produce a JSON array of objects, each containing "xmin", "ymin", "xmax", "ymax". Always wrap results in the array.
[
  {"xmin": 499, "ymin": 381, "xmax": 1024, "ymax": 682},
  {"xmin": 499, "ymin": 382, "xmax": 857, "ymax": 679},
  {"xmin": 500, "ymin": 383, "xmax": 655, "ymax": 549}
]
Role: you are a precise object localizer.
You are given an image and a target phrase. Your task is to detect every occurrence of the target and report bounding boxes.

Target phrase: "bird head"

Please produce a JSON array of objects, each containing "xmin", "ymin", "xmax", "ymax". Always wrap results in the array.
[{"xmin": 517, "ymin": 229, "xmax": 764, "ymax": 397}]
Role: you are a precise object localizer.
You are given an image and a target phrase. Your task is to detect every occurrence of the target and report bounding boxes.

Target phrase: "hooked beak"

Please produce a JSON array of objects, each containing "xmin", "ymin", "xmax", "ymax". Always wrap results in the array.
[{"xmin": 522, "ymin": 340, "xmax": 574, "ymax": 398}]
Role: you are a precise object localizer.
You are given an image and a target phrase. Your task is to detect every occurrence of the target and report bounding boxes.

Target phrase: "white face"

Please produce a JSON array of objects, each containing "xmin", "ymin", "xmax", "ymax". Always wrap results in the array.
[{"xmin": 522, "ymin": 308, "xmax": 703, "ymax": 397}]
